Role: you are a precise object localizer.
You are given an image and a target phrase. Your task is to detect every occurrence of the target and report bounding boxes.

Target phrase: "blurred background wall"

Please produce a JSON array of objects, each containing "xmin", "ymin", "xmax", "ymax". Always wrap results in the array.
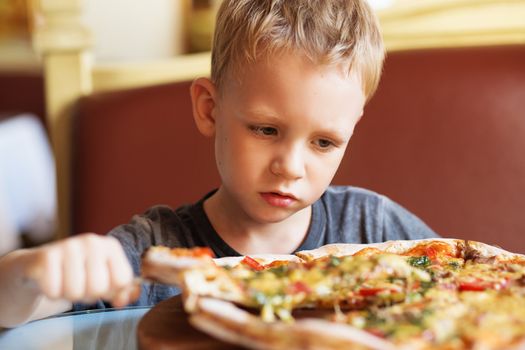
[{"xmin": 82, "ymin": 0, "xmax": 187, "ymax": 62}]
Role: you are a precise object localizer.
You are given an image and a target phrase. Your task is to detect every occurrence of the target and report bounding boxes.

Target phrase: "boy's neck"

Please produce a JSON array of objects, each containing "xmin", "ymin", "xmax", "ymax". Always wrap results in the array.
[{"xmin": 203, "ymin": 190, "xmax": 312, "ymax": 255}]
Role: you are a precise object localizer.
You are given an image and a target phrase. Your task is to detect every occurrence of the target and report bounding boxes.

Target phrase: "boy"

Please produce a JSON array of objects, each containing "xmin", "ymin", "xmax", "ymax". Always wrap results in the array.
[{"xmin": 0, "ymin": 0, "xmax": 437, "ymax": 328}]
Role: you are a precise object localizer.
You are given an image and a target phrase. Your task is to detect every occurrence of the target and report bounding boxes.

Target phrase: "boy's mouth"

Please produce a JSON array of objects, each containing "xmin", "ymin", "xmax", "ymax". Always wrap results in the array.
[{"xmin": 260, "ymin": 192, "xmax": 297, "ymax": 208}]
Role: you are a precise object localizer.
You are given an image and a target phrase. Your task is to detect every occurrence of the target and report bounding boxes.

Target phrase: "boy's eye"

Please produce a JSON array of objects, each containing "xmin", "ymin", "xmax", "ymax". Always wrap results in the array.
[
  {"xmin": 314, "ymin": 139, "xmax": 335, "ymax": 150},
  {"xmin": 250, "ymin": 126, "xmax": 278, "ymax": 136}
]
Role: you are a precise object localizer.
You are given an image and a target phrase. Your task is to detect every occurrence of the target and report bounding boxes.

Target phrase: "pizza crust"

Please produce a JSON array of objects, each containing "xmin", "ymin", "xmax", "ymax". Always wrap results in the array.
[
  {"xmin": 295, "ymin": 238, "xmax": 452, "ymax": 260},
  {"xmin": 190, "ymin": 294, "xmax": 525, "ymax": 350},
  {"xmin": 461, "ymin": 239, "xmax": 525, "ymax": 260},
  {"xmin": 190, "ymin": 297, "xmax": 396, "ymax": 350},
  {"xmin": 215, "ymin": 254, "xmax": 303, "ymax": 267},
  {"xmin": 295, "ymin": 238, "xmax": 525, "ymax": 262}
]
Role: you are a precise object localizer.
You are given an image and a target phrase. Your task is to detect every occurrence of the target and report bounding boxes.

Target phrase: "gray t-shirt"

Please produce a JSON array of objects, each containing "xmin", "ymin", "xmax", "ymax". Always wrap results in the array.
[{"xmin": 72, "ymin": 186, "xmax": 437, "ymax": 311}]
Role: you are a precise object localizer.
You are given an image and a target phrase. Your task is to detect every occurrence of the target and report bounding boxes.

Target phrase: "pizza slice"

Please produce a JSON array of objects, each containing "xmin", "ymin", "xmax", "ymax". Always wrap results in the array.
[
  {"xmin": 142, "ymin": 244, "xmax": 433, "ymax": 320},
  {"xmin": 141, "ymin": 246, "xmax": 306, "ymax": 312}
]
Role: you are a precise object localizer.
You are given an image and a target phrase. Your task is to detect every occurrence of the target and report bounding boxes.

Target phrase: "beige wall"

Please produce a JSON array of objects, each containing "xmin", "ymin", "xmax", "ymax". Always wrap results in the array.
[{"xmin": 82, "ymin": 0, "xmax": 187, "ymax": 62}]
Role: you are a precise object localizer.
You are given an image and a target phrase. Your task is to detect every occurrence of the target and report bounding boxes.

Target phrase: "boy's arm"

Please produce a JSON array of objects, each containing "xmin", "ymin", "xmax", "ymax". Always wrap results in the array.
[
  {"xmin": 0, "ymin": 249, "xmax": 71, "ymax": 328},
  {"xmin": 0, "ymin": 234, "xmax": 138, "ymax": 328}
]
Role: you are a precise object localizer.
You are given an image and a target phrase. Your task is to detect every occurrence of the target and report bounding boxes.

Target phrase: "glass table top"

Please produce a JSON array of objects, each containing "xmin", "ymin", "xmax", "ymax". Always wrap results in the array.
[{"xmin": 0, "ymin": 306, "xmax": 150, "ymax": 350}]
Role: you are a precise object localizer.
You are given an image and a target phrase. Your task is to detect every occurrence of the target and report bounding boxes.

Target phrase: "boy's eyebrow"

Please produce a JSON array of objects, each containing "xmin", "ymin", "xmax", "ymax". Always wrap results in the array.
[{"xmin": 243, "ymin": 110, "xmax": 281, "ymax": 122}]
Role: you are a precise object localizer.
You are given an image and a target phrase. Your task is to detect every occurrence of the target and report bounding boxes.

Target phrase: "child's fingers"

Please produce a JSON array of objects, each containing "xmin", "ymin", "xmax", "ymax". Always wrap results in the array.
[
  {"xmin": 107, "ymin": 237, "xmax": 133, "ymax": 290},
  {"xmin": 84, "ymin": 237, "xmax": 110, "ymax": 299},
  {"xmin": 24, "ymin": 234, "xmax": 136, "ymax": 304},
  {"xmin": 111, "ymin": 280, "xmax": 141, "ymax": 308},
  {"xmin": 106, "ymin": 237, "xmax": 136, "ymax": 306},
  {"xmin": 62, "ymin": 239, "xmax": 86, "ymax": 300}
]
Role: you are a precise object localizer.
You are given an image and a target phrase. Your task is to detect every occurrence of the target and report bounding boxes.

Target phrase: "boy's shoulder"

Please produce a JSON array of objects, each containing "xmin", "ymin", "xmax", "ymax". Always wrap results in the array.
[
  {"xmin": 321, "ymin": 185, "xmax": 415, "ymax": 218},
  {"xmin": 319, "ymin": 185, "xmax": 396, "ymax": 223},
  {"xmin": 321, "ymin": 185, "xmax": 386, "ymax": 204},
  {"xmin": 108, "ymin": 204, "xmax": 196, "ymax": 253},
  {"xmin": 323, "ymin": 185, "xmax": 380, "ymax": 195},
  {"xmin": 320, "ymin": 186, "xmax": 438, "ymax": 241}
]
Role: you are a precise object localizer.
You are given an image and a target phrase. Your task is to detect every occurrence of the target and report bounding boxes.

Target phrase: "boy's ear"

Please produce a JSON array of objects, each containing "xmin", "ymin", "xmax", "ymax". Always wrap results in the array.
[{"xmin": 190, "ymin": 77, "xmax": 217, "ymax": 137}]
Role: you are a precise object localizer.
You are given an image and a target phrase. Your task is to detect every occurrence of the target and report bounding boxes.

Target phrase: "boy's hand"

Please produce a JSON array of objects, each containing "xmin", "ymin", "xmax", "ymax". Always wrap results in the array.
[{"xmin": 24, "ymin": 233, "xmax": 139, "ymax": 307}]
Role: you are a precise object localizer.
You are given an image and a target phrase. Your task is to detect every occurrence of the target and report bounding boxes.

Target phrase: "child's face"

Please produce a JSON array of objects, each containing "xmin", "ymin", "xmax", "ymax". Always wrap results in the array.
[{"xmin": 213, "ymin": 52, "xmax": 365, "ymax": 224}]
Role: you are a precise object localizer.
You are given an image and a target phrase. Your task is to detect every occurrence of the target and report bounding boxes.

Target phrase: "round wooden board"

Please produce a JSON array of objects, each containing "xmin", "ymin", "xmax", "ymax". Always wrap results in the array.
[
  {"xmin": 137, "ymin": 295, "xmax": 336, "ymax": 349},
  {"xmin": 137, "ymin": 295, "xmax": 246, "ymax": 350}
]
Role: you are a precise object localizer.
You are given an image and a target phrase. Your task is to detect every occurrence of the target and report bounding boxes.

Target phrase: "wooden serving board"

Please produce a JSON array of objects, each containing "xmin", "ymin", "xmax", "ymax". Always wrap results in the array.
[
  {"xmin": 137, "ymin": 295, "xmax": 246, "ymax": 349},
  {"xmin": 137, "ymin": 295, "xmax": 335, "ymax": 349}
]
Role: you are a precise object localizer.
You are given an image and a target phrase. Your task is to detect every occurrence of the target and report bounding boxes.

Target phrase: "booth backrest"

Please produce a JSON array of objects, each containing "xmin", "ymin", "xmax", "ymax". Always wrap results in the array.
[
  {"xmin": 72, "ymin": 81, "xmax": 218, "ymax": 234},
  {"xmin": 73, "ymin": 45, "xmax": 525, "ymax": 253},
  {"xmin": 333, "ymin": 45, "xmax": 525, "ymax": 252}
]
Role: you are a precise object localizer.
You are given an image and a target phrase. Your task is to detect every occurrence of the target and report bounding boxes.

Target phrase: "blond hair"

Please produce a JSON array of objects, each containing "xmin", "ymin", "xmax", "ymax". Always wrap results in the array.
[{"xmin": 211, "ymin": 0, "xmax": 385, "ymax": 100}]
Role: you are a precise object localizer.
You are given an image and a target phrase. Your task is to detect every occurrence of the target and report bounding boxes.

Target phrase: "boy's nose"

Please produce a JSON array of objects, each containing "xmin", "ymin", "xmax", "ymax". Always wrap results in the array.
[{"xmin": 270, "ymin": 144, "xmax": 306, "ymax": 180}]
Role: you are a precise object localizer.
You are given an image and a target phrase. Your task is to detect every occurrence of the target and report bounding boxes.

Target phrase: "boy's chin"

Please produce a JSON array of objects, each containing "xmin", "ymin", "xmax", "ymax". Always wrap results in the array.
[{"xmin": 248, "ymin": 206, "xmax": 307, "ymax": 225}]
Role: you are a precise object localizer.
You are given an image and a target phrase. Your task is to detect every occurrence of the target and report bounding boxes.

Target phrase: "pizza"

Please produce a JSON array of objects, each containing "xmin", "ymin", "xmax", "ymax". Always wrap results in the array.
[{"xmin": 141, "ymin": 239, "xmax": 525, "ymax": 350}]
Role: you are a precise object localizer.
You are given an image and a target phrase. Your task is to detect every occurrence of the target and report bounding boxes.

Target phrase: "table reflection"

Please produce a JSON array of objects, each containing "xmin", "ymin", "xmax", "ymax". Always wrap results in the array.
[{"xmin": 0, "ymin": 307, "xmax": 149, "ymax": 350}]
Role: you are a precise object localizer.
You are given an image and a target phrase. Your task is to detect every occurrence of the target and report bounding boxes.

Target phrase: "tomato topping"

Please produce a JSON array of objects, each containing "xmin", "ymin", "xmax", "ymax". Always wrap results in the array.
[
  {"xmin": 404, "ymin": 242, "xmax": 456, "ymax": 260},
  {"xmin": 507, "ymin": 258, "xmax": 525, "ymax": 266},
  {"xmin": 241, "ymin": 256, "xmax": 265, "ymax": 271},
  {"xmin": 192, "ymin": 247, "xmax": 215, "ymax": 257},
  {"xmin": 358, "ymin": 287, "xmax": 394, "ymax": 297},
  {"xmin": 358, "ymin": 285, "xmax": 404, "ymax": 297},
  {"xmin": 458, "ymin": 277, "xmax": 509, "ymax": 291},
  {"xmin": 359, "ymin": 288, "xmax": 383, "ymax": 297},
  {"xmin": 366, "ymin": 328, "xmax": 387, "ymax": 338},
  {"xmin": 287, "ymin": 281, "xmax": 312, "ymax": 294},
  {"xmin": 411, "ymin": 281, "xmax": 421, "ymax": 290},
  {"xmin": 458, "ymin": 281, "xmax": 488, "ymax": 291},
  {"xmin": 169, "ymin": 247, "xmax": 214, "ymax": 258}
]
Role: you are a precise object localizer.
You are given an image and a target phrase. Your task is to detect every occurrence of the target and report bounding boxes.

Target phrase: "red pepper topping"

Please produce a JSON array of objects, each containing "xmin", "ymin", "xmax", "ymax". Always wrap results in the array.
[
  {"xmin": 366, "ymin": 328, "xmax": 387, "ymax": 338},
  {"xmin": 241, "ymin": 256, "xmax": 265, "ymax": 271},
  {"xmin": 458, "ymin": 281, "xmax": 488, "ymax": 291},
  {"xmin": 458, "ymin": 278, "xmax": 509, "ymax": 291},
  {"xmin": 358, "ymin": 287, "xmax": 389, "ymax": 297},
  {"xmin": 169, "ymin": 247, "xmax": 215, "ymax": 258},
  {"xmin": 287, "ymin": 281, "xmax": 312, "ymax": 294},
  {"xmin": 192, "ymin": 247, "xmax": 215, "ymax": 258}
]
